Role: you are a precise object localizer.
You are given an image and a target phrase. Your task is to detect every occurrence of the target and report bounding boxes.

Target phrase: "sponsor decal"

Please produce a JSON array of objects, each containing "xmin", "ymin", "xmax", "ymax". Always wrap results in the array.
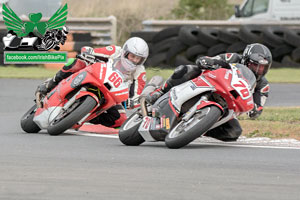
[
  {"xmin": 190, "ymin": 84, "xmax": 196, "ymax": 90},
  {"xmin": 207, "ymin": 73, "xmax": 216, "ymax": 79},
  {"xmin": 71, "ymin": 71, "xmax": 87, "ymax": 88},
  {"xmin": 142, "ymin": 116, "xmax": 151, "ymax": 129},
  {"xmin": 171, "ymin": 89, "xmax": 178, "ymax": 100},
  {"xmin": 165, "ymin": 118, "xmax": 170, "ymax": 130},
  {"xmin": 161, "ymin": 115, "xmax": 166, "ymax": 129},
  {"xmin": 159, "ymin": 115, "xmax": 170, "ymax": 130},
  {"xmin": 106, "ymin": 46, "xmax": 114, "ymax": 51}
]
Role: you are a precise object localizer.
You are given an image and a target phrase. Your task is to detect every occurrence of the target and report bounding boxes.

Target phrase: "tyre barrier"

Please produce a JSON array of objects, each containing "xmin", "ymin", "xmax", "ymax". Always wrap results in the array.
[{"xmin": 133, "ymin": 25, "xmax": 300, "ymax": 68}]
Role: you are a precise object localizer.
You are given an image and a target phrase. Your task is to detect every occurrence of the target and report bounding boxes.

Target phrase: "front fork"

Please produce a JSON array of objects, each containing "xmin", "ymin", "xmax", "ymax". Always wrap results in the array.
[
  {"xmin": 181, "ymin": 93, "xmax": 225, "ymax": 123},
  {"xmin": 181, "ymin": 95, "xmax": 209, "ymax": 122},
  {"xmin": 53, "ymin": 87, "xmax": 100, "ymax": 125}
]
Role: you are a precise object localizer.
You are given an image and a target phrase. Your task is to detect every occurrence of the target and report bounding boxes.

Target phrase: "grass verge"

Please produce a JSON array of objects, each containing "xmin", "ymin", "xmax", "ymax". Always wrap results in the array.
[
  {"xmin": 0, "ymin": 66, "xmax": 56, "ymax": 79},
  {"xmin": 265, "ymin": 68, "xmax": 300, "ymax": 83},
  {"xmin": 238, "ymin": 107, "xmax": 300, "ymax": 140},
  {"xmin": 1, "ymin": 66, "xmax": 300, "ymax": 83}
]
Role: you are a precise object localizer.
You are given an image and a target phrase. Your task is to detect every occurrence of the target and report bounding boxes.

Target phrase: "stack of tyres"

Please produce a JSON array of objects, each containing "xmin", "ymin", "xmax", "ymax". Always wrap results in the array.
[
  {"xmin": 131, "ymin": 25, "xmax": 300, "ymax": 68},
  {"xmin": 141, "ymin": 26, "xmax": 185, "ymax": 68},
  {"xmin": 0, "ymin": 31, "xmax": 6, "ymax": 66}
]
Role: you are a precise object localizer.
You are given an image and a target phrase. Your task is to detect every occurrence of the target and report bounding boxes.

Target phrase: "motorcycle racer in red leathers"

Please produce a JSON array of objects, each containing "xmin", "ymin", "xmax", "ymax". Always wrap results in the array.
[
  {"xmin": 146, "ymin": 43, "xmax": 272, "ymax": 141},
  {"xmin": 36, "ymin": 37, "xmax": 149, "ymax": 128}
]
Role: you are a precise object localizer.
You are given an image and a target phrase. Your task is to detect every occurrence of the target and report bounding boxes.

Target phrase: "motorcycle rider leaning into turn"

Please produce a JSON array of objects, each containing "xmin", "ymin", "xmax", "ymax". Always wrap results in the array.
[
  {"xmin": 146, "ymin": 43, "xmax": 272, "ymax": 142},
  {"xmin": 36, "ymin": 37, "xmax": 149, "ymax": 128}
]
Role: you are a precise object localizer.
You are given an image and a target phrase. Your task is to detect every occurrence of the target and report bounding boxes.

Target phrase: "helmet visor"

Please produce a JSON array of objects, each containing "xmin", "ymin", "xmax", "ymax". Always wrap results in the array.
[
  {"xmin": 247, "ymin": 53, "xmax": 270, "ymax": 77},
  {"xmin": 126, "ymin": 52, "xmax": 146, "ymax": 65},
  {"xmin": 247, "ymin": 62, "xmax": 269, "ymax": 76}
]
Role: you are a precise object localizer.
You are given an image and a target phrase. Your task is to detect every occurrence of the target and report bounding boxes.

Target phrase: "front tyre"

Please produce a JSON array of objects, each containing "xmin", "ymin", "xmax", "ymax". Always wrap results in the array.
[
  {"xmin": 20, "ymin": 104, "xmax": 41, "ymax": 133},
  {"xmin": 165, "ymin": 106, "xmax": 222, "ymax": 149},
  {"xmin": 47, "ymin": 96, "xmax": 97, "ymax": 136},
  {"xmin": 119, "ymin": 112, "xmax": 145, "ymax": 146}
]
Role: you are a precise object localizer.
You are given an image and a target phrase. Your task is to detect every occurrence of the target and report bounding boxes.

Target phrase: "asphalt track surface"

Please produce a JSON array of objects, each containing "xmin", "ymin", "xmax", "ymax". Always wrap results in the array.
[{"xmin": 1, "ymin": 79, "xmax": 300, "ymax": 200}]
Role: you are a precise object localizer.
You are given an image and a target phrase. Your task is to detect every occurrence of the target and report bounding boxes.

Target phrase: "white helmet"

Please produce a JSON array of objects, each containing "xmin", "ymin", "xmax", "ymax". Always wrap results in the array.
[{"xmin": 121, "ymin": 37, "xmax": 149, "ymax": 72}]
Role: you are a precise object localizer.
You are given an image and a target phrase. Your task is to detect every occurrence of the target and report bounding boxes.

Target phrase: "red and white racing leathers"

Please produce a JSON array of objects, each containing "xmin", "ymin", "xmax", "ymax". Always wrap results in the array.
[{"xmin": 51, "ymin": 45, "xmax": 147, "ymax": 128}]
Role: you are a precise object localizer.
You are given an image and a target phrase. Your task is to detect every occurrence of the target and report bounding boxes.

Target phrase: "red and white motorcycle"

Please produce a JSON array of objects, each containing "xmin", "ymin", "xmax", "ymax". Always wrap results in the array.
[
  {"xmin": 119, "ymin": 63, "xmax": 256, "ymax": 149},
  {"xmin": 21, "ymin": 57, "xmax": 129, "ymax": 135}
]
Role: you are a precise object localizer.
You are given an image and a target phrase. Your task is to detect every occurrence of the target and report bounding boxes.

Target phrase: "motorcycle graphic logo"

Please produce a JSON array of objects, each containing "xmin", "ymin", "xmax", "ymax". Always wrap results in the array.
[{"xmin": 2, "ymin": 3, "xmax": 68, "ymax": 51}]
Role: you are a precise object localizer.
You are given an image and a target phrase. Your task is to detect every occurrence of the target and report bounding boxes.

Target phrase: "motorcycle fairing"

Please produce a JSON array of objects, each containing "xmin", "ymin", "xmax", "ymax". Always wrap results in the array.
[
  {"xmin": 34, "ymin": 87, "xmax": 99, "ymax": 129},
  {"xmin": 201, "ymin": 65, "xmax": 254, "ymax": 114},
  {"xmin": 142, "ymin": 77, "xmax": 216, "ymax": 142},
  {"xmin": 196, "ymin": 100, "xmax": 224, "ymax": 113},
  {"xmin": 103, "ymin": 60, "xmax": 129, "ymax": 103},
  {"xmin": 230, "ymin": 66, "xmax": 252, "ymax": 100},
  {"xmin": 137, "ymin": 92, "xmax": 178, "ymax": 142},
  {"xmin": 33, "ymin": 60, "xmax": 129, "ymax": 130},
  {"xmin": 169, "ymin": 76, "xmax": 216, "ymax": 113},
  {"xmin": 34, "ymin": 106, "xmax": 62, "ymax": 129},
  {"xmin": 71, "ymin": 71, "xmax": 87, "ymax": 88},
  {"xmin": 138, "ymin": 115, "xmax": 173, "ymax": 142},
  {"xmin": 138, "ymin": 116, "xmax": 156, "ymax": 142}
]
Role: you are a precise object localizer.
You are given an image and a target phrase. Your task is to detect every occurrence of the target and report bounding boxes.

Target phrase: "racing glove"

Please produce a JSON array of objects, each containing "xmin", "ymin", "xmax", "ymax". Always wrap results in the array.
[
  {"xmin": 195, "ymin": 57, "xmax": 218, "ymax": 70},
  {"xmin": 247, "ymin": 104, "xmax": 263, "ymax": 119},
  {"xmin": 126, "ymin": 97, "xmax": 140, "ymax": 109},
  {"xmin": 35, "ymin": 78, "xmax": 57, "ymax": 108},
  {"xmin": 145, "ymin": 88, "xmax": 164, "ymax": 105}
]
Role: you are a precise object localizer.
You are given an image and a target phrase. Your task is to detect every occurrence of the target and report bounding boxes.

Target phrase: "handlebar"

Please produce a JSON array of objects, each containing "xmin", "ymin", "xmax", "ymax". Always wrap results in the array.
[
  {"xmin": 76, "ymin": 54, "xmax": 109, "ymax": 64},
  {"xmin": 139, "ymin": 75, "xmax": 164, "ymax": 117},
  {"xmin": 76, "ymin": 54, "xmax": 97, "ymax": 64}
]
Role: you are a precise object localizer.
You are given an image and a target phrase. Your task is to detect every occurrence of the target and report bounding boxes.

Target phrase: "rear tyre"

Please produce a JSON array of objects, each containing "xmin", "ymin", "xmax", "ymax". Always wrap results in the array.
[
  {"xmin": 47, "ymin": 96, "xmax": 97, "ymax": 136},
  {"xmin": 20, "ymin": 104, "xmax": 41, "ymax": 133},
  {"xmin": 119, "ymin": 112, "xmax": 145, "ymax": 146},
  {"xmin": 165, "ymin": 106, "xmax": 222, "ymax": 149}
]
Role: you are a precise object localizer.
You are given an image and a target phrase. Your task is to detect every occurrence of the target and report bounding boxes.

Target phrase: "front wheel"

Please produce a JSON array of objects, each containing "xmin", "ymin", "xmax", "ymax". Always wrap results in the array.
[
  {"xmin": 20, "ymin": 104, "xmax": 41, "ymax": 133},
  {"xmin": 119, "ymin": 112, "xmax": 145, "ymax": 146},
  {"xmin": 47, "ymin": 96, "xmax": 97, "ymax": 136},
  {"xmin": 165, "ymin": 106, "xmax": 222, "ymax": 149}
]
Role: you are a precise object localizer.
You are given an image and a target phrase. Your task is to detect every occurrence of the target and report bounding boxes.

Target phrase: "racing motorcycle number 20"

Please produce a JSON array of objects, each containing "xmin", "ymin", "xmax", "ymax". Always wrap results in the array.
[{"xmin": 108, "ymin": 72, "xmax": 123, "ymax": 88}]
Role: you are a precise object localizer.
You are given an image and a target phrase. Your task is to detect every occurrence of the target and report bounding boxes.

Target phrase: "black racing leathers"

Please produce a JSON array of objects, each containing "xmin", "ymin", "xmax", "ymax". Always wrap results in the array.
[{"xmin": 160, "ymin": 53, "xmax": 270, "ymax": 141}]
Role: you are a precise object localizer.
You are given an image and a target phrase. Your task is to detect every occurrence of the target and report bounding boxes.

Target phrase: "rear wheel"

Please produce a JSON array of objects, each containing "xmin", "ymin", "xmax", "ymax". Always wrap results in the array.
[
  {"xmin": 47, "ymin": 96, "xmax": 97, "ymax": 136},
  {"xmin": 119, "ymin": 112, "xmax": 145, "ymax": 146},
  {"xmin": 165, "ymin": 106, "xmax": 222, "ymax": 149},
  {"xmin": 20, "ymin": 104, "xmax": 41, "ymax": 133}
]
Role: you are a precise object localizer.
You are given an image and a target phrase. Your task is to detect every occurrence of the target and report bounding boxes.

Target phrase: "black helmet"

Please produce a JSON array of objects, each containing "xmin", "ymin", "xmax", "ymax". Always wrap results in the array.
[{"xmin": 242, "ymin": 43, "xmax": 272, "ymax": 80}]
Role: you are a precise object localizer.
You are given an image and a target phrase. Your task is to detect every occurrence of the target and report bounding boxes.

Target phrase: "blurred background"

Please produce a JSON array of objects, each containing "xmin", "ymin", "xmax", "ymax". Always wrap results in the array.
[{"xmin": 63, "ymin": 0, "xmax": 242, "ymax": 44}]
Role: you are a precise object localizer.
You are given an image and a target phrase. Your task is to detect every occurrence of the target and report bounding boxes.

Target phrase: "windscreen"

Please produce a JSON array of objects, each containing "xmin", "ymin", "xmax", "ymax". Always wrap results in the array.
[{"xmin": 236, "ymin": 64, "xmax": 257, "ymax": 91}]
